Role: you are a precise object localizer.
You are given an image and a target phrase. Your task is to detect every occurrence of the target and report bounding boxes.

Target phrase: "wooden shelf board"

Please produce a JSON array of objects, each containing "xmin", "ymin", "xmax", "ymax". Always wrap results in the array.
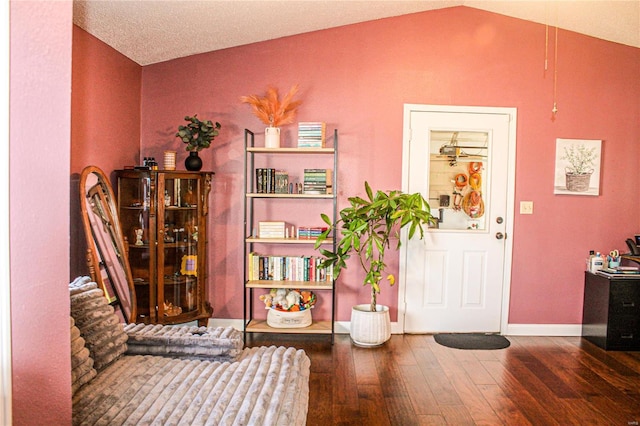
[
  {"xmin": 247, "ymin": 147, "xmax": 334, "ymax": 154},
  {"xmin": 246, "ymin": 280, "xmax": 333, "ymax": 290},
  {"xmin": 246, "ymin": 319, "xmax": 333, "ymax": 334},
  {"xmin": 245, "ymin": 237, "xmax": 332, "ymax": 244}
]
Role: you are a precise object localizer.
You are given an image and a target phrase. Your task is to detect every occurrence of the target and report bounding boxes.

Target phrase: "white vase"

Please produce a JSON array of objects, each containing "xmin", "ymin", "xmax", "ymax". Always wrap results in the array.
[
  {"xmin": 350, "ymin": 304, "xmax": 391, "ymax": 347},
  {"xmin": 265, "ymin": 126, "xmax": 280, "ymax": 148}
]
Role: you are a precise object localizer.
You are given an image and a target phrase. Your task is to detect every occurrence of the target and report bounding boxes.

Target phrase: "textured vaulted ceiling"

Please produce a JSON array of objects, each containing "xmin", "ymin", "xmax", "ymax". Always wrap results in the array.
[{"xmin": 73, "ymin": 1, "xmax": 640, "ymax": 66}]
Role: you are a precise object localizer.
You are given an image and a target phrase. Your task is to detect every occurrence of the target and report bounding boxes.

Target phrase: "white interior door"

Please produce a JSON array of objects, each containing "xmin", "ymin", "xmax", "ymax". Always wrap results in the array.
[{"xmin": 400, "ymin": 105, "xmax": 516, "ymax": 333}]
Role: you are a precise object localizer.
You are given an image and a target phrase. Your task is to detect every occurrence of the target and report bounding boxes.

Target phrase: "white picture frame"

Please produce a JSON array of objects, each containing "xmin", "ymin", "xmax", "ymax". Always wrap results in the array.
[{"xmin": 554, "ymin": 138, "xmax": 602, "ymax": 196}]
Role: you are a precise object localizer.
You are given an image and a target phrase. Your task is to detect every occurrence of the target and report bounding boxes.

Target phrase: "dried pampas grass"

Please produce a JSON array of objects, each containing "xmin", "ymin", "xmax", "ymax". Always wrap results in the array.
[{"xmin": 240, "ymin": 85, "xmax": 302, "ymax": 127}]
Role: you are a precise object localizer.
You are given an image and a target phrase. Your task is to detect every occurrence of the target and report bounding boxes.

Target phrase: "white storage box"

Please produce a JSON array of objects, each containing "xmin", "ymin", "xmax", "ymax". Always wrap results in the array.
[{"xmin": 267, "ymin": 308, "xmax": 312, "ymax": 328}]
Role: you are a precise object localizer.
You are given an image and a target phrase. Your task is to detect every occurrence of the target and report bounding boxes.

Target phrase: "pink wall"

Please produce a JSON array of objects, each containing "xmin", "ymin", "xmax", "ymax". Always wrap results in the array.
[
  {"xmin": 11, "ymin": 4, "xmax": 635, "ymax": 423},
  {"xmin": 10, "ymin": 1, "xmax": 73, "ymax": 423},
  {"xmin": 138, "ymin": 7, "xmax": 639, "ymax": 325},
  {"xmin": 70, "ymin": 26, "xmax": 142, "ymax": 177},
  {"xmin": 70, "ymin": 26, "xmax": 142, "ymax": 279}
]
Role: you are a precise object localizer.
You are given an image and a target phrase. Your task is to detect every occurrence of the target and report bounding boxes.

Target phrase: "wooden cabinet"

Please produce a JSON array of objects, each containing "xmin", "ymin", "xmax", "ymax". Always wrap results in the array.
[
  {"xmin": 116, "ymin": 169, "xmax": 213, "ymax": 325},
  {"xmin": 243, "ymin": 129, "xmax": 338, "ymax": 342},
  {"xmin": 582, "ymin": 271, "xmax": 640, "ymax": 350}
]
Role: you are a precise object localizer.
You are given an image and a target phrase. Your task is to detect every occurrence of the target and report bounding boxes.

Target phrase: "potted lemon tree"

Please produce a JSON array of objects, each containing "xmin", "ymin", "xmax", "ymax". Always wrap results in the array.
[{"xmin": 315, "ymin": 181, "xmax": 434, "ymax": 346}]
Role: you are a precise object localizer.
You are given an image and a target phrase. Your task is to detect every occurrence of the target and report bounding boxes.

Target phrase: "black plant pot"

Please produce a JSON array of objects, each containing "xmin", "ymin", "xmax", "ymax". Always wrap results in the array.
[{"xmin": 185, "ymin": 151, "xmax": 203, "ymax": 171}]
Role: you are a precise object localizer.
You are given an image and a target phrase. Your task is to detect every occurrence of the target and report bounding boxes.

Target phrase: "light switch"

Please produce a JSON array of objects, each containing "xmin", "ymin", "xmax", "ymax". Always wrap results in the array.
[{"xmin": 520, "ymin": 201, "xmax": 534, "ymax": 215}]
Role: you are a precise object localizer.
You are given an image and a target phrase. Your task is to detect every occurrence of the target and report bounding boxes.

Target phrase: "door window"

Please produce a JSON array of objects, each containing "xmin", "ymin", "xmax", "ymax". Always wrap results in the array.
[{"xmin": 428, "ymin": 130, "xmax": 489, "ymax": 231}]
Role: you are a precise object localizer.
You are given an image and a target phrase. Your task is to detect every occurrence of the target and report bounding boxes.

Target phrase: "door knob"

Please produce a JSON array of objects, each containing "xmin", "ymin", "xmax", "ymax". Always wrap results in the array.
[{"xmin": 496, "ymin": 232, "xmax": 505, "ymax": 240}]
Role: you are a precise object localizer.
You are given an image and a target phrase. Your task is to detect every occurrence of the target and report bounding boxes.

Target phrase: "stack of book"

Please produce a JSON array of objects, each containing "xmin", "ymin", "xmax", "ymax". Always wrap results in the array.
[
  {"xmin": 297, "ymin": 226, "xmax": 328, "ymax": 239},
  {"xmin": 258, "ymin": 221, "xmax": 287, "ymax": 239},
  {"xmin": 248, "ymin": 252, "xmax": 333, "ymax": 282},
  {"xmin": 256, "ymin": 168, "xmax": 289, "ymax": 194},
  {"xmin": 297, "ymin": 122, "xmax": 326, "ymax": 148},
  {"xmin": 598, "ymin": 265, "xmax": 640, "ymax": 276},
  {"xmin": 303, "ymin": 169, "xmax": 332, "ymax": 194},
  {"xmin": 255, "ymin": 168, "xmax": 275, "ymax": 193}
]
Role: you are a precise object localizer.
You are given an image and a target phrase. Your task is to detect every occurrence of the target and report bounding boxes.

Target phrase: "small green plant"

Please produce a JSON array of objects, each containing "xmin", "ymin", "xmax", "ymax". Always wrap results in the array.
[
  {"xmin": 176, "ymin": 115, "xmax": 221, "ymax": 152},
  {"xmin": 315, "ymin": 181, "xmax": 434, "ymax": 312},
  {"xmin": 562, "ymin": 144, "xmax": 596, "ymax": 175}
]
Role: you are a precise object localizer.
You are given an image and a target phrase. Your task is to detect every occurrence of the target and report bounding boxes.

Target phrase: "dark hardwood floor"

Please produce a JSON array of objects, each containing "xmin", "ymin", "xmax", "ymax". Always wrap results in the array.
[{"xmin": 245, "ymin": 333, "xmax": 640, "ymax": 425}]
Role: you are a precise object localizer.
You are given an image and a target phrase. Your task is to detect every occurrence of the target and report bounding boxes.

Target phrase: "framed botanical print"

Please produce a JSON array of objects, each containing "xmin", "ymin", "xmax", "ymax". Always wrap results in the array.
[{"xmin": 554, "ymin": 139, "xmax": 602, "ymax": 196}]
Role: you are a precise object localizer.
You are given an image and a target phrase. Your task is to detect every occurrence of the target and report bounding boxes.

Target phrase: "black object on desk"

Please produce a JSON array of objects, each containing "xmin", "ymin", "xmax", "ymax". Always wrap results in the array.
[{"xmin": 582, "ymin": 271, "xmax": 640, "ymax": 351}]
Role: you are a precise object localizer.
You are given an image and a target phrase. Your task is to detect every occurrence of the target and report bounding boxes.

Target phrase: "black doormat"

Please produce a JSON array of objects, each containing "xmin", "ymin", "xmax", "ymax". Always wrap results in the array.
[{"xmin": 434, "ymin": 333, "xmax": 510, "ymax": 350}]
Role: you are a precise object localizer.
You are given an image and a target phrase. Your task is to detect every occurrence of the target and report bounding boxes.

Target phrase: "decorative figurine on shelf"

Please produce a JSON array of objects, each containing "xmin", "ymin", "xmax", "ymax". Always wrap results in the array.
[
  {"xmin": 163, "ymin": 224, "xmax": 174, "ymax": 243},
  {"xmin": 183, "ymin": 186, "xmax": 195, "ymax": 207},
  {"xmin": 259, "ymin": 288, "xmax": 316, "ymax": 312},
  {"xmin": 163, "ymin": 300, "xmax": 182, "ymax": 317},
  {"xmin": 134, "ymin": 228, "xmax": 144, "ymax": 246}
]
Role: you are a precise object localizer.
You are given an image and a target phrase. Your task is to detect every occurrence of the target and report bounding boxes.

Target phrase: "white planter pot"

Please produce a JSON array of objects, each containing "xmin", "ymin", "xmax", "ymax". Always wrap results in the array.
[
  {"xmin": 350, "ymin": 304, "xmax": 391, "ymax": 347},
  {"xmin": 265, "ymin": 126, "xmax": 280, "ymax": 148}
]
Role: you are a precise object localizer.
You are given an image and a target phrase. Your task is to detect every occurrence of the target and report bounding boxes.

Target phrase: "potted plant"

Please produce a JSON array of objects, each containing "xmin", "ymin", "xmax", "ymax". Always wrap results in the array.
[
  {"xmin": 240, "ymin": 85, "xmax": 302, "ymax": 148},
  {"xmin": 315, "ymin": 181, "xmax": 434, "ymax": 346},
  {"xmin": 176, "ymin": 115, "xmax": 221, "ymax": 171},
  {"xmin": 561, "ymin": 143, "xmax": 597, "ymax": 192}
]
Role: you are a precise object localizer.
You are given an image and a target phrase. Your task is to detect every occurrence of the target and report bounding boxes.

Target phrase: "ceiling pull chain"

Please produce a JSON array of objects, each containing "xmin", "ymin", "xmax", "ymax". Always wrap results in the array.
[
  {"xmin": 552, "ymin": 25, "xmax": 559, "ymax": 116},
  {"xmin": 545, "ymin": 23, "xmax": 549, "ymax": 71}
]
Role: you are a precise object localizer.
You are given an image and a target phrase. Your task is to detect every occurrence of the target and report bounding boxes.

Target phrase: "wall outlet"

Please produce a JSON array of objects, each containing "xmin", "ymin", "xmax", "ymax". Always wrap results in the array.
[{"xmin": 520, "ymin": 201, "xmax": 534, "ymax": 214}]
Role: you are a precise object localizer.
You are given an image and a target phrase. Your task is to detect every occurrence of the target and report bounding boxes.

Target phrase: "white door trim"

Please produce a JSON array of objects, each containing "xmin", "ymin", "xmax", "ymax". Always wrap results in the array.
[
  {"xmin": 1, "ymin": 1, "xmax": 12, "ymax": 421},
  {"xmin": 399, "ymin": 104, "xmax": 517, "ymax": 334}
]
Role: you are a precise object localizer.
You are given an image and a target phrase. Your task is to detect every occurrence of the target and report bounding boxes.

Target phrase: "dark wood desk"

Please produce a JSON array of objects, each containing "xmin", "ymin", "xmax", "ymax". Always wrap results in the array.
[{"xmin": 582, "ymin": 271, "xmax": 640, "ymax": 350}]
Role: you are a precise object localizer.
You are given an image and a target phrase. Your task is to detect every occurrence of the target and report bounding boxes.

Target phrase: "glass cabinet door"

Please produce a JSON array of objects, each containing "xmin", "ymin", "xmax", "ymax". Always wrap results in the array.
[
  {"xmin": 156, "ymin": 175, "xmax": 201, "ymax": 319},
  {"xmin": 117, "ymin": 169, "xmax": 212, "ymax": 325},
  {"xmin": 117, "ymin": 173, "xmax": 154, "ymax": 321},
  {"xmin": 428, "ymin": 130, "xmax": 489, "ymax": 231}
]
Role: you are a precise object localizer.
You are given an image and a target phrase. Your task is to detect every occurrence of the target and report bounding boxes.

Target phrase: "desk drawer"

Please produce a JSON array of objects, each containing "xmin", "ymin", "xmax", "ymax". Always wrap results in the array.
[
  {"xmin": 605, "ymin": 328, "xmax": 639, "ymax": 350},
  {"xmin": 610, "ymin": 283, "xmax": 640, "ymax": 316}
]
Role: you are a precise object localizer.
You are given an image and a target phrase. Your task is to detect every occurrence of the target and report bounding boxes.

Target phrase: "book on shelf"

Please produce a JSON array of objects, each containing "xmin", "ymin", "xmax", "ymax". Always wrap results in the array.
[
  {"xmin": 247, "ymin": 252, "xmax": 333, "ymax": 282},
  {"xmin": 297, "ymin": 122, "xmax": 326, "ymax": 148},
  {"xmin": 255, "ymin": 168, "xmax": 290, "ymax": 194},
  {"xmin": 303, "ymin": 168, "xmax": 332, "ymax": 194},
  {"xmin": 297, "ymin": 226, "xmax": 328, "ymax": 239},
  {"xmin": 274, "ymin": 170, "xmax": 289, "ymax": 194},
  {"xmin": 258, "ymin": 221, "xmax": 289, "ymax": 238},
  {"xmin": 255, "ymin": 168, "xmax": 278, "ymax": 194}
]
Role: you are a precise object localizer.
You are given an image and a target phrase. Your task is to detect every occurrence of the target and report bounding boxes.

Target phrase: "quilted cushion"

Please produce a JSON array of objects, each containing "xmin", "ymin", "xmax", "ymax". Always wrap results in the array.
[
  {"xmin": 72, "ymin": 345, "xmax": 310, "ymax": 425},
  {"xmin": 70, "ymin": 276, "xmax": 128, "ymax": 371},
  {"xmin": 70, "ymin": 316, "xmax": 97, "ymax": 394},
  {"xmin": 124, "ymin": 323, "xmax": 243, "ymax": 362}
]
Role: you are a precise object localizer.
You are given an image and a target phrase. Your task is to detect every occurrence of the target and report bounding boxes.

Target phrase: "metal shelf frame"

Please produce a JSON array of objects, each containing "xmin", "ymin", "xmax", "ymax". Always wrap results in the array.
[{"xmin": 242, "ymin": 128, "xmax": 338, "ymax": 343}]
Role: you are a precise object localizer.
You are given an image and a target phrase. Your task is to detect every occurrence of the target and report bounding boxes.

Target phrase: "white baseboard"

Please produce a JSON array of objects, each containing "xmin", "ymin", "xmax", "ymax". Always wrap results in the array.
[
  {"xmin": 505, "ymin": 324, "xmax": 583, "ymax": 336},
  {"xmin": 208, "ymin": 319, "xmax": 583, "ymax": 337}
]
